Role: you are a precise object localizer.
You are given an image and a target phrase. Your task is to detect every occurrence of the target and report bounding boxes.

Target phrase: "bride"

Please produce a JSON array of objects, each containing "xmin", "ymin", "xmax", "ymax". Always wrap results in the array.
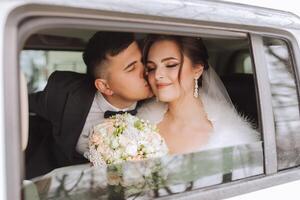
[{"xmin": 138, "ymin": 34, "xmax": 260, "ymax": 154}]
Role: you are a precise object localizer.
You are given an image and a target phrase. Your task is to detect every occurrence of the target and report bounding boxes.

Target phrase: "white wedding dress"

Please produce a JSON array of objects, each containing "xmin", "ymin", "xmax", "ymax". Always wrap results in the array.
[
  {"xmin": 137, "ymin": 91, "xmax": 263, "ymax": 189},
  {"xmin": 137, "ymin": 91, "xmax": 260, "ymax": 151}
]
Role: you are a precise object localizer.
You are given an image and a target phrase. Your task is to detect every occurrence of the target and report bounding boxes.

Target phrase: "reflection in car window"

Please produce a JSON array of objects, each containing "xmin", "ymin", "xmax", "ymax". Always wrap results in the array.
[
  {"xmin": 22, "ymin": 33, "xmax": 264, "ymax": 199},
  {"xmin": 28, "ymin": 143, "xmax": 263, "ymax": 199},
  {"xmin": 20, "ymin": 50, "xmax": 85, "ymax": 93},
  {"xmin": 263, "ymin": 37, "xmax": 300, "ymax": 170}
]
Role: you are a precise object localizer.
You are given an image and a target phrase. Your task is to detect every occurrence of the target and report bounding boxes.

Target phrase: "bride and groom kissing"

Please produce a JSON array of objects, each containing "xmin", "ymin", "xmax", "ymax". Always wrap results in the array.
[{"xmin": 28, "ymin": 31, "xmax": 259, "ymax": 178}]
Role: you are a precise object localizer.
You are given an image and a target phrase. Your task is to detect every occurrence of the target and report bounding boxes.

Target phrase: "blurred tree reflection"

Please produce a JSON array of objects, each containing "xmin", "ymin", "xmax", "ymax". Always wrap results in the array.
[{"xmin": 264, "ymin": 38, "xmax": 300, "ymax": 169}]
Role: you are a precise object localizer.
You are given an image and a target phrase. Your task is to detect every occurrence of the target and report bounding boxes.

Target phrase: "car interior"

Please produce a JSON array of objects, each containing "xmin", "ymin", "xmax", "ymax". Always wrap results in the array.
[{"xmin": 21, "ymin": 29, "xmax": 260, "ymax": 179}]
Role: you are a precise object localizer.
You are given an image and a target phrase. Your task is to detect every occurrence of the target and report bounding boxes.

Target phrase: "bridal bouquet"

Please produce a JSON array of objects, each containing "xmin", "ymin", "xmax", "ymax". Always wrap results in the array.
[{"xmin": 86, "ymin": 113, "xmax": 168, "ymax": 166}]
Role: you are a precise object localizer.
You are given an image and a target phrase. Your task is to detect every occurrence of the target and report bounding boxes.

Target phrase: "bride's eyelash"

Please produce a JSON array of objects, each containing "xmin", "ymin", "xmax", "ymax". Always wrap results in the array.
[
  {"xmin": 147, "ymin": 67, "xmax": 155, "ymax": 72},
  {"xmin": 166, "ymin": 63, "xmax": 179, "ymax": 68},
  {"xmin": 146, "ymin": 63, "xmax": 178, "ymax": 72}
]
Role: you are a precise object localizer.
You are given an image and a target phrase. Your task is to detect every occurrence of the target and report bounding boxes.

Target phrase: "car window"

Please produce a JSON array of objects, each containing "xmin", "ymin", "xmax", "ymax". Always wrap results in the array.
[
  {"xmin": 31, "ymin": 143, "xmax": 263, "ymax": 199},
  {"xmin": 21, "ymin": 50, "xmax": 85, "ymax": 93},
  {"xmin": 21, "ymin": 30, "xmax": 264, "ymax": 199},
  {"xmin": 208, "ymin": 39, "xmax": 258, "ymax": 128},
  {"xmin": 263, "ymin": 37, "xmax": 300, "ymax": 170}
]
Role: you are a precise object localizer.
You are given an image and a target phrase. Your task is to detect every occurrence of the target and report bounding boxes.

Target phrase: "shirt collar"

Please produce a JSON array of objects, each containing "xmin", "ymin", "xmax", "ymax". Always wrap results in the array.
[{"xmin": 96, "ymin": 91, "xmax": 137, "ymax": 112}]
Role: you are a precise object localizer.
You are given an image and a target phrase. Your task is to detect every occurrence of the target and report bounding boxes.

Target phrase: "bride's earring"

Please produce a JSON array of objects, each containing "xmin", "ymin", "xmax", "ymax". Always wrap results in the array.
[{"xmin": 194, "ymin": 78, "xmax": 199, "ymax": 98}]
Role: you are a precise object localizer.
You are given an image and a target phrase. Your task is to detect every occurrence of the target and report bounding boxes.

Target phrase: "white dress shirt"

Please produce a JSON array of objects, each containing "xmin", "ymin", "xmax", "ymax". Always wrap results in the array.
[{"xmin": 76, "ymin": 92, "xmax": 137, "ymax": 155}]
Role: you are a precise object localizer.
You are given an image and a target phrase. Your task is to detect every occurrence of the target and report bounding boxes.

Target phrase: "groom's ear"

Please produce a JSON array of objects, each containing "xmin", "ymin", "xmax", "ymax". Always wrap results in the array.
[
  {"xmin": 194, "ymin": 64, "xmax": 204, "ymax": 79},
  {"xmin": 94, "ymin": 79, "xmax": 114, "ymax": 96}
]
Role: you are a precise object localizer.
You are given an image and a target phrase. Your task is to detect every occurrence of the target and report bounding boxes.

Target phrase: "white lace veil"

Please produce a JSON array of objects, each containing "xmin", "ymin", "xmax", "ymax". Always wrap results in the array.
[{"xmin": 200, "ymin": 66, "xmax": 233, "ymax": 108}]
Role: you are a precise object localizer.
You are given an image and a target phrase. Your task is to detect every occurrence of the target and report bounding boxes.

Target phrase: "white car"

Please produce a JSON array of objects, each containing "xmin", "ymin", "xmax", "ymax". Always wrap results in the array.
[{"xmin": 1, "ymin": 0, "xmax": 300, "ymax": 199}]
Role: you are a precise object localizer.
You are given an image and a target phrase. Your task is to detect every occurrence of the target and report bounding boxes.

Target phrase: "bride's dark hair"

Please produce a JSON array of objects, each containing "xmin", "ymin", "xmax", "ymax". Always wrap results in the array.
[{"xmin": 142, "ymin": 34, "xmax": 209, "ymax": 87}]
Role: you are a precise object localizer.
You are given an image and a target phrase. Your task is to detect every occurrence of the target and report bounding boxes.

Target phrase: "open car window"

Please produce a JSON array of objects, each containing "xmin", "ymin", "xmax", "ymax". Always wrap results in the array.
[{"xmin": 20, "ymin": 28, "xmax": 265, "ymax": 200}]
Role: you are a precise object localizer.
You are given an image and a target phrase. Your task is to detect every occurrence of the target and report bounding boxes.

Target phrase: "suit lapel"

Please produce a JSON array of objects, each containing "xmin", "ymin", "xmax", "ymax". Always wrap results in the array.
[{"xmin": 57, "ymin": 77, "xmax": 96, "ymax": 161}]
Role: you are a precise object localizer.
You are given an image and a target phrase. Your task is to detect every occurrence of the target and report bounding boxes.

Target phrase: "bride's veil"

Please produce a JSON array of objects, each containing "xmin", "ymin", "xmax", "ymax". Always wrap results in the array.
[{"xmin": 200, "ymin": 66, "xmax": 233, "ymax": 108}]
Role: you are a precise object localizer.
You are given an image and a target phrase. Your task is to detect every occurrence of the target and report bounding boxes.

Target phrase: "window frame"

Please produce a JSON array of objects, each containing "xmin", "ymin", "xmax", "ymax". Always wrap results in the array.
[
  {"xmin": 250, "ymin": 34, "xmax": 277, "ymax": 174},
  {"xmin": 3, "ymin": 3, "xmax": 300, "ymax": 200},
  {"xmin": 259, "ymin": 35, "xmax": 300, "ymax": 171}
]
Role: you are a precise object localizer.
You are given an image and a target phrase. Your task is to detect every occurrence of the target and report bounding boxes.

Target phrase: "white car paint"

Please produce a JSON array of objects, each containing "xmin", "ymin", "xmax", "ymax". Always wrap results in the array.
[
  {"xmin": 1, "ymin": 1, "xmax": 300, "ymax": 200},
  {"xmin": 227, "ymin": 179, "xmax": 300, "ymax": 200}
]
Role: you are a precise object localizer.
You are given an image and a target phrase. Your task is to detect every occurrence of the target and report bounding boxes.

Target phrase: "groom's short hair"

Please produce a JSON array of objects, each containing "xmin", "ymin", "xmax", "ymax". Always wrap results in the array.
[{"xmin": 83, "ymin": 31, "xmax": 135, "ymax": 79}]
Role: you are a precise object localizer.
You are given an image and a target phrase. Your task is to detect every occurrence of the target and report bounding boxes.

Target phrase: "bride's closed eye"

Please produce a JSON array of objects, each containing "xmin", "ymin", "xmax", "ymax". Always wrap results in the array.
[
  {"xmin": 165, "ymin": 63, "xmax": 179, "ymax": 68},
  {"xmin": 146, "ymin": 65, "xmax": 156, "ymax": 72}
]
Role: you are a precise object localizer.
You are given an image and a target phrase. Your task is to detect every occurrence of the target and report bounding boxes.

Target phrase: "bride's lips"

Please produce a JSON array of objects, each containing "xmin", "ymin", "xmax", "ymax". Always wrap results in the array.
[{"xmin": 156, "ymin": 83, "xmax": 172, "ymax": 89}]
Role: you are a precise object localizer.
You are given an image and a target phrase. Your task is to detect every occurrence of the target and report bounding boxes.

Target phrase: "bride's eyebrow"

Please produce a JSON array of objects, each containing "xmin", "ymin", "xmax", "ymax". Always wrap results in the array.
[
  {"xmin": 161, "ymin": 57, "xmax": 179, "ymax": 62},
  {"xmin": 146, "ymin": 57, "xmax": 178, "ymax": 65}
]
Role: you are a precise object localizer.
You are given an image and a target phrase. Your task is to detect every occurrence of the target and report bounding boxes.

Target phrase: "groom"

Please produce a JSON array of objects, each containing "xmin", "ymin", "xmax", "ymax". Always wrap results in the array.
[{"xmin": 27, "ymin": 31, "xmax": 153, "ymax": 178}]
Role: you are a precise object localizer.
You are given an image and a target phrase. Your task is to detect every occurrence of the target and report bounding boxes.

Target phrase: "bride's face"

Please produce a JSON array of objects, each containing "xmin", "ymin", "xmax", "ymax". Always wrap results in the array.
[{"xmin": 146, "ymin": 40, "xmax": 203, "ymax": 102}]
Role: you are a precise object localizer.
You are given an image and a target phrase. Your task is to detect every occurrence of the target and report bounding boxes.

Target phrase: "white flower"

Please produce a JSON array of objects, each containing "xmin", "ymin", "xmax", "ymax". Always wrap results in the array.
[
  {"xmin": 119, "ymin": 135, "xmax": 130, "ymax": 147},
  {"xmin": 145, "ymin": 145, "xmax": 155, "ymax": 154},
  {"xmin": 111, "ymin": 138, "xmax": 119, "ymax": 149},
  {"xmin": 126, "ymin": 144, "xmax": 138, "ymax": 157}
]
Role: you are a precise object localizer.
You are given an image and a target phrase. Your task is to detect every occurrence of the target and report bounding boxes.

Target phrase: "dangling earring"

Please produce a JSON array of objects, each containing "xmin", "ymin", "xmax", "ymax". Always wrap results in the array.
[{"xmin": 194, "ymin": 77, "xmax": 199, "ymax": 98}]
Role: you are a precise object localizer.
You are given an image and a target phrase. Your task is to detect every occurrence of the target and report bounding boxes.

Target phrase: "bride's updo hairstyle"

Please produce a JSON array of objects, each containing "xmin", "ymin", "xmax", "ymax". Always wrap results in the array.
[{"xmin": 143, "ymin": 34, "xmax": 209, "ymax": 87}]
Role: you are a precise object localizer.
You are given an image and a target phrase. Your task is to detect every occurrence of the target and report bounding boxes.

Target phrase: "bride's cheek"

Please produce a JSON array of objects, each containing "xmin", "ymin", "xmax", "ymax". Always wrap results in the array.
[{"xmin": 148, "ymin": 77, "xmax": 156, "ymax": 89}]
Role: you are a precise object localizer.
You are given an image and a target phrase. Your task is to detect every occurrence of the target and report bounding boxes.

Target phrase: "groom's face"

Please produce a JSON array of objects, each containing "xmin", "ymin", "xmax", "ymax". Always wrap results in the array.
[{"xmin": 104, "ymin": 42, "xmax": 152, "ymax": 101}]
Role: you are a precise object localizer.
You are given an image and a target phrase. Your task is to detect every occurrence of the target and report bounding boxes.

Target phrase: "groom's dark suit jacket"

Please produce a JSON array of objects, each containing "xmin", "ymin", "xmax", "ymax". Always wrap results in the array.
[{"xmin": 26, "ymin": 71, "xmax": 97, "ymax": 178}]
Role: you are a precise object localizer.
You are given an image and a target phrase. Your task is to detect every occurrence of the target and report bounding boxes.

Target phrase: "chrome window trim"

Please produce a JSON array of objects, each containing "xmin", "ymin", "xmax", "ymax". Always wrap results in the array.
[{"xmin": 3, "ymin": 3, "xmax": 300, "ymax": 200}]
